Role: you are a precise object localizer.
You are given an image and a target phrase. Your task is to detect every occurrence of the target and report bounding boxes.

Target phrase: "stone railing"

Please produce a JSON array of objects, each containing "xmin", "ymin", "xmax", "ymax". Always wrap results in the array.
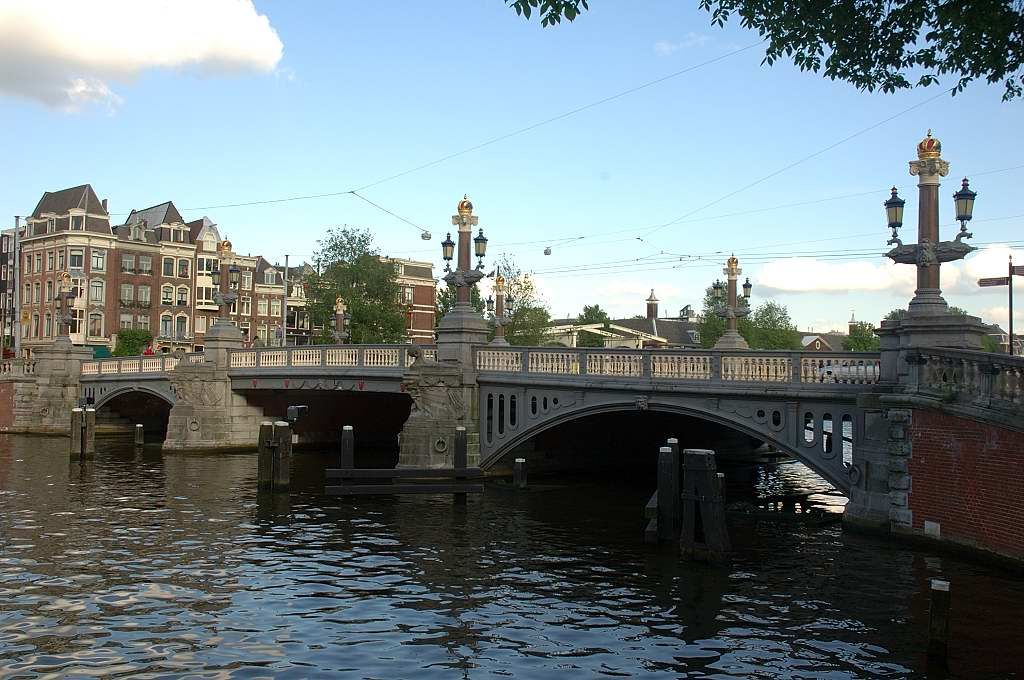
[
  {"xmin": 81, "ymin": 353, "xmax": 204, "ymax": 377},
  {"xmin": 913, "ymin": 347, "xmax": 1023, "ymax": 412},
  {"xmin": 475, "ymin": 347, "xmax": 881, "ymax": 386},
  {"xmin": 227, "ymin": 344, "xmax": 437, "ymax": 371},
  {"xmin": 0, "ymin": 359, "xmax": 36, "ymax": 377}
]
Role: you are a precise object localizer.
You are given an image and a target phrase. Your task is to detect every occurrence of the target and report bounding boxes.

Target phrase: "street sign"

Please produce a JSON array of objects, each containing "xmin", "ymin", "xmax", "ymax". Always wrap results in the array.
[
  {"xmin": 1013, "ymin": 265, "xmax": 1024, "ymax": 276},
  {"xmin": 978, "ymin": 277, "xmax": 1010, "ymax": 287}
]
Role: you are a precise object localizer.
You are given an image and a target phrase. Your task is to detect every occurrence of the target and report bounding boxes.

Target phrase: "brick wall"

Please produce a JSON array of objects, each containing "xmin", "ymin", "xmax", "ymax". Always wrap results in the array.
[{"xmin": 908, "ymin": 409, "xmax": 1024, "ymax": 561}]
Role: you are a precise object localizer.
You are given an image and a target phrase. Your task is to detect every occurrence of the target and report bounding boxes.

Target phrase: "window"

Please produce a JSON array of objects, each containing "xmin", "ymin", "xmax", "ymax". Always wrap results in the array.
[
  {"xmin": 120, "ymin": 284, "xmax": 133, "ymax": 304},
  {"xmin": 58, "ymin": 250, "xmax": 65, "ymax": 270},
  {"xmin": 34, "ymin": 254, "xmax": 41, "ymax": 273},
  {"xmin": 162, "ymin": 257, "xmax": 175, "ymax": 277},
  {"xmin": 89, "ymin": 280, "xmax": 104, "ymax": 303},
  {"xmin": 258, "ymin": 299, "xmax": 268, "ymax": 316},
  {"xmin": 241, "ymin": 271, "xmax": 252, "ymax": 290},
  {"xmin": 120, "ymin": 314, "xmax": 133, "ymax": 330},
  {"xmin": 178, "ymin": 259, "xmax": 190, "ymax": 278},
  {"xmin": 72, "ymin": 277, "xmax": 84, "ymax": 300},
  {"xmin": 160, "ymin": 314, "xmax": 172, "ymax": 337},
  {"xmin": 44, "ymin": 313, "xmax": 52, "ymax": 337},
  {"xmin": 230, "ymin": 298, "xmax": 238, "ymax": 315},
  {"xmin": 196, "ymin": 287, "xmax": 215, "ymax": 305},
  {"xmin": 131, "ymin": 226, "xmax": 143, "ymax": 241},
  {"xmin": 48, "ymin": 218, "xmax": 57, "ymax": 232},
  {"xmin": 240, "ymin": 296, "xmax": 251, "ymax": 316},
  {"xmin": 161, "ymin": 286, "xmax": 173, "ymax": 305},
  {"xmin": 88, "ymin": 312, "xmax": 103, "ymax": 338},
  {"xmin": 69, "ymin": 249, "xmax": 84, "ymax": 269},
  {"xmin": 197, "ymin": 257, "xmax": 217, "ymax": 275},
  {"xmin": 258, "ymin": 324, "xmax": 270, "ymax": 344},
  {"xmin": 32, "ymin": 282, "xmax": 40, "ymax": 304},
  {"xmin": 137, "ymin": 285, "xmax": 151, "ymax": 306},
  {"xmin": 175, "ymin": 315, "xmax": 188, "ymax": 338},
  {"xmin": 91, "ymin": 249, "xmax": 105, "ymax": 272},
  {"xmin": 32, "ymin": 314, "xmax": 39, "ymax": 337},
  {"xmin": 24, "ymin": 254, "xmax": 30, "ymax": 272},
  {"xmin": 176, "ymin": 287, "xmax": 189, "ymax": 306},
  {"xmin": 195, "ymin": 315, "xmax": 207, "ymax": 334},
  {"xmin": 46, "ymin": 251, "xmax": 54, "ymax": 271},
  {"xmin": 24, "ymin": 283, "xmax": 30, "ymax": 303},
  {"xmin": 240, "ymin": 322, "xmax": 250, "ymax": 338},
  {"xmin": 70, "ymin": 309, "xmax": 83, "ymax": 335},
  {"xmin": 270, "ymin": 299, "xmax": 281, "ymax": 317},
  {"xmin": 70, "ymin": 215, "xmax": 83, "ymax": 231},
  {"xmin": 138, "ymin": 256, "xmax": 152, "ymax": 275},
  {"xmin": 264, "ymin": 270, "xmax": 276, "ymax": 285},
  {"xmin": 45, "ymin": 280, "xmax": 53, "ymax": 302},
  {"xmin": 136, "ymin": 314, "xmax": 150, "ymax": 331},
  {"xmin": 121, "ymin": 254, "xmax": 135, "ymax": 273}
]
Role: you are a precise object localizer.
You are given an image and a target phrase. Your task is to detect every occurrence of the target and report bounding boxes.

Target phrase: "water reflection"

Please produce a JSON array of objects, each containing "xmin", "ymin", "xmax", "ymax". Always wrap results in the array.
[{"xmin": 1, "ymin": 435, "xmax": 1022, "ymax": 677}]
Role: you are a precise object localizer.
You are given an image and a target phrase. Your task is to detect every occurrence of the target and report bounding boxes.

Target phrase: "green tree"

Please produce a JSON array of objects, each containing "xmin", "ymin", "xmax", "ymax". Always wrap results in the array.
[
  {"xmin": 885, "ymin": 308, "xmax": 907, "ymax": 321},
  {"xmin": 747, "ymin": 300, "xmax": 801, "ymax": 350},
  {"xmin": 495, "ymin": 254, "xmax": 552, "ymax": 346},
  {"xmin": 506, "ymin": 0, "xmax": 1024, "ymax": 99},
  {"xmin": 843, "ymin": 321, "xmax": 881, "ymax": 351},
  {"xmin": 113, "ymin": 329, "xmax": 153, "ymax": 356},
  {"xmin": 576, "ymin": 304, "xmax": 610, "ymax": 347},
  {"xmin": 981, "ymin": 335, "xmax": 1004, "ymax": 353},
  {"xmin": 305, "ymin": 227, "xmax": 407, "ymax": 344},
  {"xmin": 436, "ymin": 282, "xmax": 485, "ymax": 321},
  {"xmin": 697, "ymin": 285, "xmax": 753, "ymax": 348}
]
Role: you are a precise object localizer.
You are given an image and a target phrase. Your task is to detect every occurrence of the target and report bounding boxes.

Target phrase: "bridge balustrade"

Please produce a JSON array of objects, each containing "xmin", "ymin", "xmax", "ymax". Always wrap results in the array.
[
  {"xmin": 81, "ymin": 353, "xmax": 198, "ymax": 377},
  {"xmin": 914, "ymin": 347, "xmax": 1023, "ymax": 410},
  {"xmin": 0, "ymin": 359, "xmax": 35, "ymax": 376},
  {"xmin": 475, "ymin": 347, "xmax": 881, "ymax": 386},
  {"xmin": 227, "ymin": 345, "xmax": 437, "ymax": 371}
]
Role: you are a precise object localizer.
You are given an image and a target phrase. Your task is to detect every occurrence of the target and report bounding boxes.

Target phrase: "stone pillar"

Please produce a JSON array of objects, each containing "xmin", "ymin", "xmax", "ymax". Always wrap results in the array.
[
  {"xmin": 842, "ymin": 396, "xmax": 898, "ymax": 531},
  {"xmin": 397, "ymin": 354, "xmax": 480, "ymax": 468},
  {"xmin": 0, "ymin": 336, "xmax": 93, "ymax": 435}
]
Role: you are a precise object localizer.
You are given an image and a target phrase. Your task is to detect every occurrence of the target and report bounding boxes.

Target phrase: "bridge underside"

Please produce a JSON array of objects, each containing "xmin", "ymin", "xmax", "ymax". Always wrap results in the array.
[{"xmin": 479, "ymin": 382, "xmax": 862, "ymax": 494}]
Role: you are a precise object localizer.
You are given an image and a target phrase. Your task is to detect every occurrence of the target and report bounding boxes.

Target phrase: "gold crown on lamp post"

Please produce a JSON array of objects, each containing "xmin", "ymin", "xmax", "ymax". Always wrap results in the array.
[
  {"xmin": 457, "ymin": 194, "xmax": 474, "ymax": 217},
  {"xmin": 917, "ymin": 129, "xmax": 942, "ymax": 159},
  {"xmin": 219, "ymin": 239, "xmax": 232, "ymax": 252},
  {"xmin": 726, "ymin": 254, "xmax": 739, "ymax": 271},
  {"xmin": 495, "ymin": 272, "xmax": 506, "ymax": 292}
]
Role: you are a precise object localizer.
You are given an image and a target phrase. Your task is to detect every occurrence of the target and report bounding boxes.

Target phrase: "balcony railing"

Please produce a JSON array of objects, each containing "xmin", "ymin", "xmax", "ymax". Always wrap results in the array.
[{"xmin": 474, "ymin": 347, "xmax": 882, "ymax": 386}]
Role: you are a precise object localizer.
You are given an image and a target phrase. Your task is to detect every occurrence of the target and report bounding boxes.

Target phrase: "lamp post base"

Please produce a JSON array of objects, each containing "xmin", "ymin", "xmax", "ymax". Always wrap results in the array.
[
  {"xmin": 907, "ymin": 288, "xmax": 950, "ymax": 317},
  {"xmin": 437, "ymin": 303, "xmax": 489, "ymax": 367},
  {"xmin": 713, "ymin": 329, "xmax": 750, "ymax": 351}
]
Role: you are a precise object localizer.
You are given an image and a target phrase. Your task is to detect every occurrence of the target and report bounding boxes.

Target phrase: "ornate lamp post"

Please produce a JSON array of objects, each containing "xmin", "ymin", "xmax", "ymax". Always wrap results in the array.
[
  {"xmin": 333, "ymin": 296, "xmax": 351, "ymax": 344},
  {"xmin": 55, "ymin": 271, "xmax": 77, "ymax": 340},
  {"xmin": 436, "ymin": 195, "xmax": 491, "ymax": 364},
  {"xmin": 210, "ymin": 263, "xmax": 240, "ymax": 328},
  {"xmin": 712, "ymin": 255, "xmax": 751, "ymax": 350},
  {"xmin": 885, "ymin": 130, "xmax": 977, "ymax": 315}
]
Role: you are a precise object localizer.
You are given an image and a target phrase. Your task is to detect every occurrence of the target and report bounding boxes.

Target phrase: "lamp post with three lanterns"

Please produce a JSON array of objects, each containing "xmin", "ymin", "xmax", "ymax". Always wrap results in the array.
[
  {"xmin": 436, "ymin": 195, "xmax": 490, "ymax": 364},
  {"xmin": 711, "ymin": 255, "xmax": 752, "ymax": 350}
]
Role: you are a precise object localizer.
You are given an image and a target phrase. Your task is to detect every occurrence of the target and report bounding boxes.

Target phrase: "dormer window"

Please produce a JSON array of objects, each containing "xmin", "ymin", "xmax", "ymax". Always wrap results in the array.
[
  {"xmin": 70, "ymin": 216, "xmax": 83, "ymax": 231},
  {"xmin": 264, "ymin": 270, "xmax": 276, "ymax": 285},
  {"xmin": 131, "ymin": 226, "xmax": 143, "ymax": 241},
  {"xmin": 49, "ymin": 218, "xmax": 58, "ymax": 232}
]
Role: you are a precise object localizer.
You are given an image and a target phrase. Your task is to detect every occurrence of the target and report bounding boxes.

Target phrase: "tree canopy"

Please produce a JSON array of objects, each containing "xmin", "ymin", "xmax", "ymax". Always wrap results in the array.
[
  {"xmin": 698, "ymin": 286, "xmax": 798, "ymax": 349},
  {"xmin": 437, "ymin": 281, "xmax": 485, "ymax": 320},
  {"xmin": 306, "ymin": 227, "xmax": 408, "ymax": 344},
  {"xmin": 506, "ymin": 0, "xmax": 1024, "ymax": 100},
  {"xmin": 843, "ymin": 321, "xmax": 881, "ymax": 351},
  {"xmin": 495, "ymin": 254, "xmax": 552, "ymax": 345},
  {"xmin": 576, "ymin": 304, "xmax": 610, "ymax": 347},
  {"xmin": 113, "ymin": 329, "xmax": 153, "ymax": 356}
]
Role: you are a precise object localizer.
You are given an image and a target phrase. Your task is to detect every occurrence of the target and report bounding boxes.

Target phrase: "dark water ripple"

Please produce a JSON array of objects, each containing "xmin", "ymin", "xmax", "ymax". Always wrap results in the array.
[{"xmin": 1, "ymin": 437, "xmax": 1022, "ymax": 678}]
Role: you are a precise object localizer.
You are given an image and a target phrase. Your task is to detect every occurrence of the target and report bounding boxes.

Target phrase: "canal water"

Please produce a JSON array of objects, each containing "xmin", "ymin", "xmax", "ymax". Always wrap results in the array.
[{"xmin": 1, "ymin": 435, "xmax": 1022, "ymax": 678}]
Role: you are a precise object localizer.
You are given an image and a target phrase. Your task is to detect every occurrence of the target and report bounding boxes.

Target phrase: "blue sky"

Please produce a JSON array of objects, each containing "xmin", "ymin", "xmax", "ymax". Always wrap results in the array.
[{"xmin": 2, "ymin": 1, "xmax": 1021, "ymax": 333}]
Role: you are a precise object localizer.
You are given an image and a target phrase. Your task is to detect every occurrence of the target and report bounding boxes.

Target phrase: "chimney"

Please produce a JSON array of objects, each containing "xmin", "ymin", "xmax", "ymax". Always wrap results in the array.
[
  {"xmin": 101, "ymin": 198, "xmax": 108, "ymax": 213},
  {"xmin": 646, "ymin": 289, "xmax": 659, "ymax": 320}
]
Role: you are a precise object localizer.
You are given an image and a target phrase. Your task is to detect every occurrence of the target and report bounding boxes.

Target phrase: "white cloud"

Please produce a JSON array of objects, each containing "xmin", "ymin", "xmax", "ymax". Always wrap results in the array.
[
  {"xmin": 944, "ymin": 244, "xmax": 1024, "ymax": 294},
  {"xmin": 654, "ymin": 33, "xmax": 713, "ymax": 56},
  {"xmin": 756, "ymin": 257, "xmax": 918, "ymax": 295},
  {"xmin": 0, "ymin": 0, "xmax": 283, "ymax": 111}
]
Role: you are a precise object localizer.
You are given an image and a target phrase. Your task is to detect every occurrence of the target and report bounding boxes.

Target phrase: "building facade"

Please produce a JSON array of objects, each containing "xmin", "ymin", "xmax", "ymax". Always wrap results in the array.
[
  {"xmin": 393, "ymin": 258, "xmax": 437, "ymax": 344},
  {"xmin": 1, "ymin": 228, "xmax": 14, "ymax": 355}
]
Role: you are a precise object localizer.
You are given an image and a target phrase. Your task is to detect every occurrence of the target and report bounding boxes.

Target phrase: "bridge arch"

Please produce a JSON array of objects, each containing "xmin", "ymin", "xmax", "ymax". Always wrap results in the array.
[
  {"xmin": 479, "ymin": 393, "xmax": 857, "ymax": 494},
  {"xmin": 90, "ymin": 384, "xmax": 176, "ymax": 410}
]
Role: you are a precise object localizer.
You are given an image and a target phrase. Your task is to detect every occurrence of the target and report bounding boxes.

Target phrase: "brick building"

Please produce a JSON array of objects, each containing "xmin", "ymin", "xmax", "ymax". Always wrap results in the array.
[
  {"xmin": 1, "ymin": 228, "xmax": 14, "ymax": 355},
  {"xmin": 393, "ymin": 257, "xmax": 437, "ymax": 344}
]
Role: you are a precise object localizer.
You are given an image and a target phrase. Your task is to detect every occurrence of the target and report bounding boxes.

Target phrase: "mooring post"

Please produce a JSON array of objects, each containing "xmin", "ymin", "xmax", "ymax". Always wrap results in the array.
[
  {"xmin": 257, "ymin": 421, "xmax": 274, "ymax": 493},
  {"xmin": 70, "ymin": 408, "xmax": 83, "ymax": 459},
  {"xmin": 513, "ymin": 457, "xmax": 527, "ymax": 489},
  {"xmin": 454, "ymin": 426, "xmax": 468, "ymax": 505},
  {"xmin": 134, "ymin": 424, "xmax": 145, "ymax": 448},
  {"xmin": 680, "ymin": 448, "xmax": 730, "ymax": 560},
  {"xmin": 272, "ymin": 421, "xmax": 291, "ymax": 493},
  {"xmin": 716, "ymin": 472, "xmax": 726, "ymax": 504},
  {"xmin": 928, "ymin": 579, "xmax": 951, "ymax": 662},
  {"xmin": 83, "ymin": 408, "xmax": 96, "ymax": 459},
  {"xmin": 340, "ymin": 425, "xmax": 355, "ymax": 470},
  {"xmin": 657, "ymin": 445, "xmax": 681, "ymax": 542}
]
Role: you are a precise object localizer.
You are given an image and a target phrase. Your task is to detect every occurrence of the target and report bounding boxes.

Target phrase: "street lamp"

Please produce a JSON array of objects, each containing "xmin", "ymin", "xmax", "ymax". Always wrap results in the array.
[
  {"xmin": 884, "ymin": 131, "xmax": 977, "ymax": 315},
  {"xmin": 712, "ymin": 255, "xmax": 751, "ymax": 350},
  {"xmin": 712, "ymin": 279, "xmax": 725, "ymax": 301},
  {"xmin": 473, "ymin": 228, "xmax": 488, "ymax": 269},
  {"xmin": 55, "ymin": 271, "xmax": 77, "ymax": 339},
  {"xmin": 489, "ymin": 270, "xmax": 510, "ymax": 345},
  {"xmin": 441, "ymin": 233, "xmax": 455, "ymax": 271},
  {"xmin": 742, "ymin": 277, "xmax": 752, "ymax": 300},
  {"xmin": 442, "ymin": 194, "xmax": 486, "ymax": 306},
  {"xmin": 211, "ymin": 263, "xmax": 240, "ymax": 327},
  {"xmin": 333, "ymin": 296, "xmax": 351, "ymax": 344}
]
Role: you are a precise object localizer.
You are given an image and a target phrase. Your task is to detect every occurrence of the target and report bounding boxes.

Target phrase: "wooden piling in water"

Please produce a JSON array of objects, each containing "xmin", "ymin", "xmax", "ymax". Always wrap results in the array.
[
  {"xmin": 257, "ymin": 421, "xmax": 274, "ymax": 493},
  {"xmin": 454, "ymin": 426, "xmax": 468, "ymax": 505},
  {"xmin": 273, "ymin": 421, "xmax": 292, "ymax": 493},
  {"xmin": 657, "ymin": 445, "xmax": 681, "ymax": 542},
  {"xmin": 513, "ymin": 458, "xmax": 527, "ymax": 489},
  {"xmin": 928, "ymin": 578, "xmax": 951, "ymax": 662},
  {"xmin": 70, "ymin": 408, "xmax": 83, "ymax": 459},
  {"xmin": 340, "ymin": 425, "xmax": 355, "ymax": 470},
  {"xmin": 83, "ymin": 408, "xmax": 96, "ymax": 459},
  {"xmin": 680, "ymin": 448, "xmax": 730, "ymax": 560},
  {"xmin": 134, "ymin": 424, "xmax": 145, "ymax": 447}
]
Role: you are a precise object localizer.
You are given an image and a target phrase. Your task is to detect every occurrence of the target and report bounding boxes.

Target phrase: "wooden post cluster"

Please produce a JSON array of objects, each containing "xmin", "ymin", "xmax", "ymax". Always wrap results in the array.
[
  {"xmin": 680, "ymin": 448, "xmax": 730, "ymax": 560},
  {"xmin": 257, "ymin": 420, "xmax": 292, "ymax": 493},
  {"xmin": 454, "ymin": 426, "xmax": 468, "ymax": 505},
  {"xmin": 340, "ymin": 425, "xmax": 354, "ymax": 470},
  {"xmin": 134, "ymin": 424, "xmax": 145, "ymax": 448},
  {"xmin": 657, "ymin": 445, "xmax": 681, "ymax": 542},
  {"xmin": 928, "ymin": 579, "xmax": 951, "ymax": 663},
  {"xmin": 513, "ymin": 457, "xmax": 527, "ymax": 489},
  {"xmin": 69, "ymin": 407, "xmax": 96, "ymax": 460}
]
